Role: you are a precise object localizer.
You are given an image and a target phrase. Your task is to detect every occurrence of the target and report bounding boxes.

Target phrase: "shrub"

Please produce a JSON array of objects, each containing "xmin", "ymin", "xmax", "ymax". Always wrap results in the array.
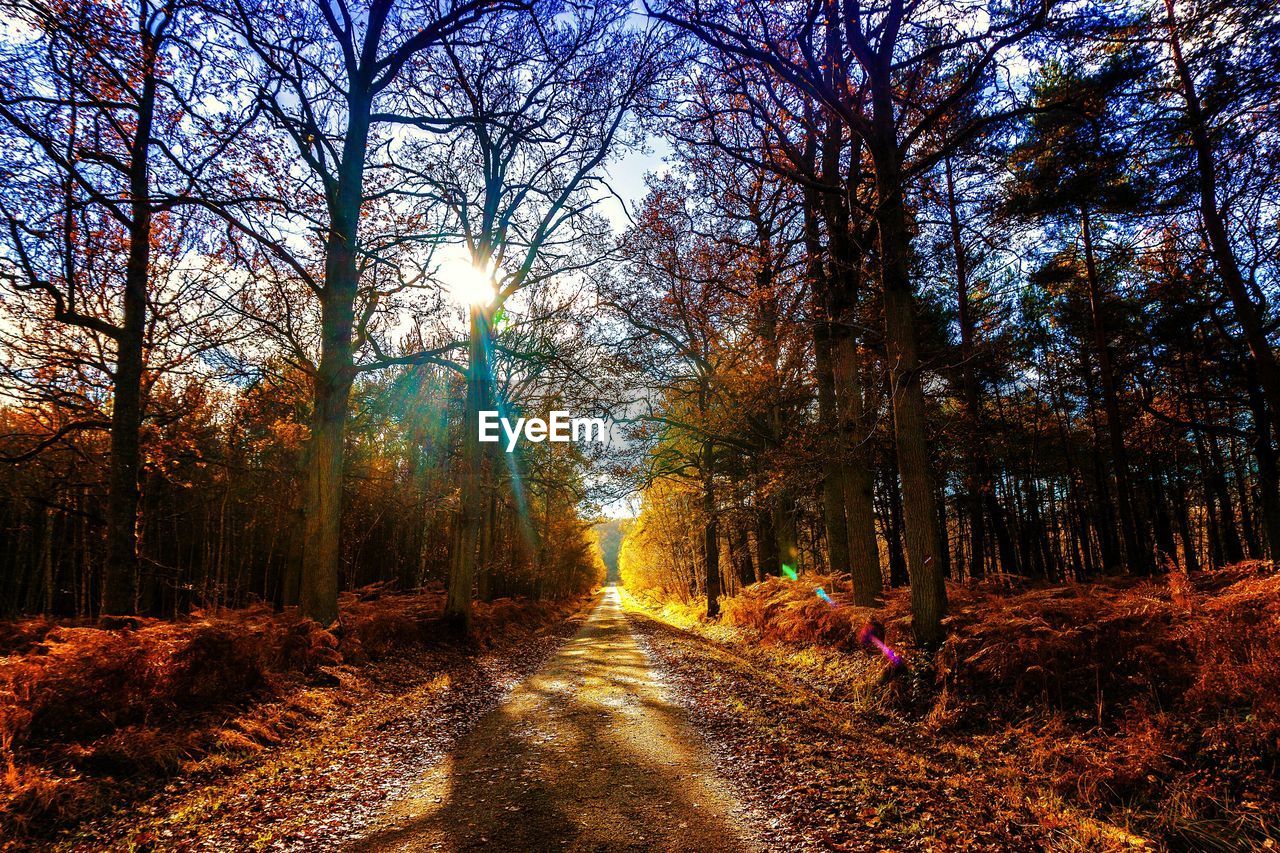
[{"xmin": 702, "ymin": 563, "xmax": 1280, "ymax": 842}]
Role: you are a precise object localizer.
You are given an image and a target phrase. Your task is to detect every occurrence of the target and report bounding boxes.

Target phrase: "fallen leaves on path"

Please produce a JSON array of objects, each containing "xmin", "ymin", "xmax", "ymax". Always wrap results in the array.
[
  {"xmin": 628, "ymin": 610, "xmax": 1054, "ymax": 852},
  {"xmin": 54, "ymin": 598, "xmax": 596, "ymax": 852}
]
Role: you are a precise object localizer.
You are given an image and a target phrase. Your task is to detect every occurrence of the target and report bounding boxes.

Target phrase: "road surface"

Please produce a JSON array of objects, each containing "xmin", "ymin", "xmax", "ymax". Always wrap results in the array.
[{"xmin": 351, "ymin": 586, "xmax": 759, "ymax": 852}]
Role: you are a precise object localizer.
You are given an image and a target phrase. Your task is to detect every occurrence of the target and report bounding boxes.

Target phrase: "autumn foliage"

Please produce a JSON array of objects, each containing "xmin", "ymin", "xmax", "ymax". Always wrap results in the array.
[
  {"xmin": 0, "ymin": 588, "xmax": 587, "ymax": 836},
  {"xmin": 660, "ymin": 563, "xmax": 1279, "ymax": 842}
]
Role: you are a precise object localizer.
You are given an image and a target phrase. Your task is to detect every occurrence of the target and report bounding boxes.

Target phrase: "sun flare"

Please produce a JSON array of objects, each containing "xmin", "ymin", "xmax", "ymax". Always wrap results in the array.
[{"xmin": 439, "ymin": 251, "xmax": 497, "ymax": 307}]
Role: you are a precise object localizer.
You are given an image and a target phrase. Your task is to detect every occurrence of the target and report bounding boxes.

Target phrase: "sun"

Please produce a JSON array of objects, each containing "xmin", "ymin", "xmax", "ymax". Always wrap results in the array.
[{"xmin": 438, "ymin": 249, "xmax": 497, "ymax": 307}]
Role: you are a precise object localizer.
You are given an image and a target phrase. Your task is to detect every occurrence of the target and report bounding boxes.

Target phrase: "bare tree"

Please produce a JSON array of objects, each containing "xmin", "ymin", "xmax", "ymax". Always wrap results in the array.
[
  {"xmin": 214, "ymin": 0, "xmax": 516, "ymax": 623},
  {"xmin": 648, "ymin": 0, "xmax": 1048, "ymax": 646},
  {"xmin": 0, "ymin": 0, "xmax": 244, "ymax": 613},
  {"xmin": 391, "ymin": 0, "xmax": 664, "ymax": 630}
]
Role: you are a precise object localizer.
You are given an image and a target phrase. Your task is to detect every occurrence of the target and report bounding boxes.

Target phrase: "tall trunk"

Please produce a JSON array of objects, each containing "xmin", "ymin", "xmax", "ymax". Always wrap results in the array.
[
  {"xmin": 945, "ymin": 157, "xmax": 1011, "ymax": 580},
  {"xmin": 702, "ymin": 441, "xmax": 721, "ymax": 618},
  {"xmin": 1150, "ymin": 476, "xmax": 1179, "ymax": 569},
  {"xmin": 281, "ymin": 472, "xmax": 305, "ymax": 608},
  {"xmin": 299, "ymin": 318, "xmax": 353, "ymax": 625},
  {"xmin": 299, "ymin": 86, "xmax": 372, "ymax": 625},
  {"xmin": 1171, "ymin": 475, "xmax": 1201, "ymax": 573},
  {"xmin": 1208, "ymin": 435, "xmax": 1245, "ymax": 564},
  {"xmin": 446, "ymin": 304, "xmax": 491, "ymax": 630},
  {"xmin": 42, "ymin": 506, "xmax": 55, "ymax": 614},
  {"xmin": 1080, "ymin": 205, "xmax": 1148, "ymax": 574},
  {"xmin": 868, "ymin": 108, "xmax": 946, "ymax": 646},
  {"xmin": 1164, "ymin": 0, "xmax": 1280, "ymax": 425},
  {"xmin": 817, "ymin": 120, "xmax": 881, "ymax": 602},
  {"xmin": 814, "ymin": 321, "xmax": 852, "ymax": 579},
  {"xmin": 477, "ymin": 486, "xmax": 497, "ymax": 602},
  {"xmin": 730, "ymin": 521, "xmax": 756, "ymax": 587},
  {"xmin": 103, "ymin": 56, "xmax": 157, "ymax": 616},
  {"xmin": 802, "ymin": 135, "xmax": 854, "ymax": 586},
  {"xmin": 1246, "ymin": 367, "xmax": 1280, "ymax": 558},
  {"xmin": 1194, "ymin": 426, "xmax": 1243, "ymax": 564},
  {"xmin": 774, "ymin": 494, "xmax": 798, "ymax": 573},
  {"xmin": 1227, "ymin": 434, "xmax": 1260, "ymax": 557},
  {"xmin": 1079, "ymin": 345, "xmax": 1121, "ymax": 573},
  {"xmin": 833, "ymin": 335, "xmax": 883, "ymax": 603},
  {"xmin": 882, "ymin": 463, "xmax": 909, "ymax": 587},
  {"xmin": 755, "ymin": 505, "xmax": 779, "ymax": 577}
]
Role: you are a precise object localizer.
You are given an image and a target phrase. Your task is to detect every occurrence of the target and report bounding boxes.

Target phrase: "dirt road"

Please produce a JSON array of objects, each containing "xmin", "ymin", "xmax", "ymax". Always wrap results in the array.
[{"xmin": 351, "ymin": 586, "xmax": 760, "ymax": 852}]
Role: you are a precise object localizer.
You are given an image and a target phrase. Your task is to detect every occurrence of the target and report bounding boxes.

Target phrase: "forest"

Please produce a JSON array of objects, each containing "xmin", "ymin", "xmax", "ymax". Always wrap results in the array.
[{"xmin": 0, "ymin": 0, "xmax": 1277, "ymax": 849}]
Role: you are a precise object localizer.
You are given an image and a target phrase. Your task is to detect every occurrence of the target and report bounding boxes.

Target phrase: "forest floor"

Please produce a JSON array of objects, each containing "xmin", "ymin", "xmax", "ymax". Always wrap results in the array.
[
  {"xmin": 13, "ymin": 572, "xmax": 1273, "ymax": 850},
  {"xmin": 622, "ymin": 572, "xmax": 1280, "ymax": 852},
  {"xmin": 626, "ymin": 602, "xmax": 1070, "ymax": 852},
  {"xmin": 350, "ymin": 585, "xmax": 767, "ymax": 852},
  {"xmin": 20, "ymin": 594, "xmax": 598, "ymax": 851}
]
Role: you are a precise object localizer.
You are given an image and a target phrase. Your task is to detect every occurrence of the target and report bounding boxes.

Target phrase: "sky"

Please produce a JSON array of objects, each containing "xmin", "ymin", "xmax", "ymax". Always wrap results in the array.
[
  {"xmin": 587, "ymin": 136, "xmax": 673, "ymax": 519},
  {"xmin": 594, "ymin": 136, "xmax": 673, "ymax": 231}
]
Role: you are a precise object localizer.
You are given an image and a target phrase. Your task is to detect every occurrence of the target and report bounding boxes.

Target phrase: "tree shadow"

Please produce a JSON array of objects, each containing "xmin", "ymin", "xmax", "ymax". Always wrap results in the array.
[{"xmin": 350, "ymin": 593, "xmax": 754, "ymax": 852}]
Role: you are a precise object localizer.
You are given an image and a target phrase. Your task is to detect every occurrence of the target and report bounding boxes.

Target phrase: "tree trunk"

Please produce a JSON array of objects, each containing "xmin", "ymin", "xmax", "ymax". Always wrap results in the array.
[
  {"xmin": 298, "ymin": 88, "xmax": 373, "ymax": 625},
  {"xmin": 103, "ymin": 60, "xmax": 158, "ymax": 616},
  {"xmin": 1164, "ymin": 0, "xmax": 1280, "ymax": 426},
  {"xmin": 1246, "ymin": 367, "xmax": 1280, "ymax": 559},
  {"xmin": 883, "ymin": 464, "xmax": 910, "ymax": 588},
  {"xmin": 868, "ymin": 116, "xmax": 946, "ymax": 647},
  {"xmin": 945, "ymin": 156, "xmax": 1012, "ymax": 580},
  {"xmin": 1171, "ymin": 475, "xmax": 1201, "ymax": 573},
  {"xmin": 41, "ymin": 506, "xmax": 55, "ymax": 614},
  {"xmin": 703, "ymin": 441, "xmax": 721, "ymax": 618},
  {"xmin": 774, "ymin": 494, "xmax": 798, "ymax": 573},
  {"xmin": 299, "ymin": 315, "xmax": 354, "ymax": 625},
  {"xmin": 813, "ymin": 322, "xmax": 852, "ymax": 578},
  {"xmin": 446, "ymin": 304, "xmax": 491, "ymax": 630},
  {"xmin": 730, "ymin": 521, "xmax": 756, "ymax": 587},
  {"xmin": 1080, "ymin": 205, "xmax": 1148, "ymax": 574},
  {"xmin": 833, "ymin": 335, "xmax": 882, "ymax": 604},
  {"xmin": 755, "ymin": 506, "xmax": 779, "ymax": 577}
]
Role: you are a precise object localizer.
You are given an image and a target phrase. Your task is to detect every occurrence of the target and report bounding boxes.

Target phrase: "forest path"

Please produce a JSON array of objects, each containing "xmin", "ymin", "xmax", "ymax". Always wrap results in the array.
[{"xmin": 350, "ymin": 585, "xmax": 761, "ymax": 852}]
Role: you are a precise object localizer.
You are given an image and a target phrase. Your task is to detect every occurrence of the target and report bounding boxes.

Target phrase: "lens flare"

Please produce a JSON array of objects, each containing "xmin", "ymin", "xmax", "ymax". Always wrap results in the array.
[
  {"xmin": 814, "ymin": 587, "xmax": 904, "ymax": 667},
  {"xmin": 782, "ymin": 564, "xmax": 797, "ymax": 580},
  {"xmin": 438, "ymin": 247, "xmax": 497, "ymax": 307},
  {"xmin": 867, "ymin": 634, "xmax": 903, "ymax": 667}
]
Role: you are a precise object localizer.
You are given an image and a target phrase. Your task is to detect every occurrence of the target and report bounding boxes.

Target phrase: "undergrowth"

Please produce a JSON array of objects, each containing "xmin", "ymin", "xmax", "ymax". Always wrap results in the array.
[
  {"xmin": 631, "ymin": 563, "xmax": 1280, "ymax": 848},
  {"xmin": 0, "ymin": 586, "xmax": 585, "ymax": 840}
]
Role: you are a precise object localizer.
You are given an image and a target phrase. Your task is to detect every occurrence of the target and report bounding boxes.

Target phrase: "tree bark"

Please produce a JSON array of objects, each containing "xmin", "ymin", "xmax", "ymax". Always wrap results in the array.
[
  {"xmin": 832, "ymin": 334, "xmax": 883, "ymax": 603},
  {"xmin": 730, "ymin": 521, "xmax": 756, "ymax": 587},
  {"xmin": 1246, "ymin": 366, "xmax": 1280, "ymax": 558},
  {"xmin": 774, "ymin": 494, "xmax": 798, "ymax": 573},
  {"xmin": 446, "ymin": 304, "xmax": 491, "ymax": 630},
  {"xmin": 882, "ymin": 463, "xmax": 910, "ymax": 588},
  {"xmin": 702, "ymin": 441, "xmax": 721, "ymax": 618},
  {"xmin": 755, "ymin": 505, "xmax": 779, "ymax": 577},
  {"xmin": 868, "ymin": 109, "xmax": 947, "ymax": 646},
  {"xmin": 298, "ymin": 79, "xmax": 374, "ymax": 625},
  {"xmin": 814, "ymin": 321, "xmax": 852, "ymax": 579},
  {"xmin": 103, "ymin": 54, "xmax": 158, "ymax": 616}
]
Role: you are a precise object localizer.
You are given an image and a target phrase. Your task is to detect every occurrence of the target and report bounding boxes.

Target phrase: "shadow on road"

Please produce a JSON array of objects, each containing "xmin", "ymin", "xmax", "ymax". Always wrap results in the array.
[{"xmin": 350, "ymin": 586, "xmax": 757, "ymax": 852}]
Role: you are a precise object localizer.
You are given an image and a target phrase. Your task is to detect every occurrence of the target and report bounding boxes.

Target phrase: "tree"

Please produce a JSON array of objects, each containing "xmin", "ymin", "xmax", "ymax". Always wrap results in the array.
[
  {"xmin": 648, "ymin": 0, "xmax": 1050, "ymax": 645},
  {"xmin": 394, "ymin": 0, "xmax": 662, "ymax": 630},
  {"xmin": 1000, "ymin": 56, "xmax": 1154, "ymax": 574},
  {"xmin": 0, "ymin": 0, "xmax": 241, "ymax": 613},
  {"xmin": 215, "ymin": 0, "xmax": 512, "ymax": 624}
]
